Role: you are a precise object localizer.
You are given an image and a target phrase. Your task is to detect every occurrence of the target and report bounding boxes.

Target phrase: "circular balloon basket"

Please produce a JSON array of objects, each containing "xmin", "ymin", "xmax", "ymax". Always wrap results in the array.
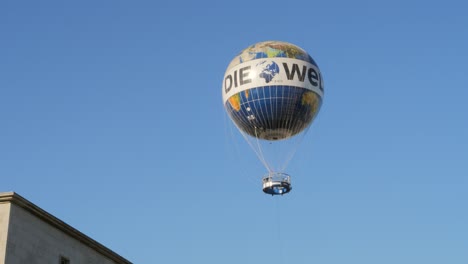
[{"xmin": 262, "ymin": 173, "xmax": 292, "ymax": 196}]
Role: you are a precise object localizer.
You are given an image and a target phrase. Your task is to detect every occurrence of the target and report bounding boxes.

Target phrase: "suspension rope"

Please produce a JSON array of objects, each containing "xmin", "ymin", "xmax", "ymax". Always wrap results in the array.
[{"xmin": 253, "ymin": 127, "xmax": 272, "ymax": 172}]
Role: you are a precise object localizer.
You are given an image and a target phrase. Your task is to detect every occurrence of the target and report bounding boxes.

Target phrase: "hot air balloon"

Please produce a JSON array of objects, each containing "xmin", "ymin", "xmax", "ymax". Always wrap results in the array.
[{"xmin": 222, "ymin": 41, "xmax": 324, "ymax": 195}]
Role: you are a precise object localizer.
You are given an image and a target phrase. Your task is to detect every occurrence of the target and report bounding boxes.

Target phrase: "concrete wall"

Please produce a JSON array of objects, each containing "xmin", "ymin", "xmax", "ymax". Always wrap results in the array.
[
  {"xmin": 4, "ymin": 203, "xmax": 120, "ymax": 264},
  {"xmin": 0, "ymin": 203, "xmax": 11, "ymax": 264}
]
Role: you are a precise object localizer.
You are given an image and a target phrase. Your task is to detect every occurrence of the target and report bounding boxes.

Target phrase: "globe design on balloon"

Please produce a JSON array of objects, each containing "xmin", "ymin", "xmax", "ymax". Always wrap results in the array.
[
  {"xmin": 259, "ymin": 61, "xmax": 279, "ymax": 83},
  {"xmin": 222, "ymin": 41, "xmax": 324, "ymax": 141}
]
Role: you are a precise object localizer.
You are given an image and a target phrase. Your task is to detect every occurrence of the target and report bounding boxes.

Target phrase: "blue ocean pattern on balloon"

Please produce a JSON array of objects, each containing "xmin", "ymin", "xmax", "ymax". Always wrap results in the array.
[{"xmin": 225, "ymin": 86, "xmax": 320, "ymax": 140}]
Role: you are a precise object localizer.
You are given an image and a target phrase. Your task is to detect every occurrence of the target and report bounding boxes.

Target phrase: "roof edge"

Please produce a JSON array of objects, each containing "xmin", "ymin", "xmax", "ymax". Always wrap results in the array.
[{"xmin": 0, "ymin": 192, "xmax": 131, "ymax": 264}]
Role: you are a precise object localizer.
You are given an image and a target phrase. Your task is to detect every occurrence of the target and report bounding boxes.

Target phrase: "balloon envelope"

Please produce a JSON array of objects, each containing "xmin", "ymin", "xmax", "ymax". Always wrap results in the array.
[{"xmin": 222, "ymin": 41, "xmax": 323, "ymax": 141}]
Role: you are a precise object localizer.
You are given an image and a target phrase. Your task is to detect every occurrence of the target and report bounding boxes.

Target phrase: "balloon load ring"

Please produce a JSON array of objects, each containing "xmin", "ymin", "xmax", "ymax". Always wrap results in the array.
[{"xmin": 262, "ymin": 173, "xmax": 292, "ymax": 195}]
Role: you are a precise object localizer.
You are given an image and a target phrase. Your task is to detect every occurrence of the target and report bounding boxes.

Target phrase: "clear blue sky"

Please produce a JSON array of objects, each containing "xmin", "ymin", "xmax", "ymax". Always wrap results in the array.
[{"xmin": 1, "ymin": 0, "xmax": 467, "ymax": 263}]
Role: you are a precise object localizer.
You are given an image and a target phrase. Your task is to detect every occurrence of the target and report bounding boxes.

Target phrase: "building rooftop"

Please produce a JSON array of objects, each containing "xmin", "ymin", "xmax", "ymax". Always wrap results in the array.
[{"xmin": 0, "ymin": 192, "xmax": 132, "ymax": 264}]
